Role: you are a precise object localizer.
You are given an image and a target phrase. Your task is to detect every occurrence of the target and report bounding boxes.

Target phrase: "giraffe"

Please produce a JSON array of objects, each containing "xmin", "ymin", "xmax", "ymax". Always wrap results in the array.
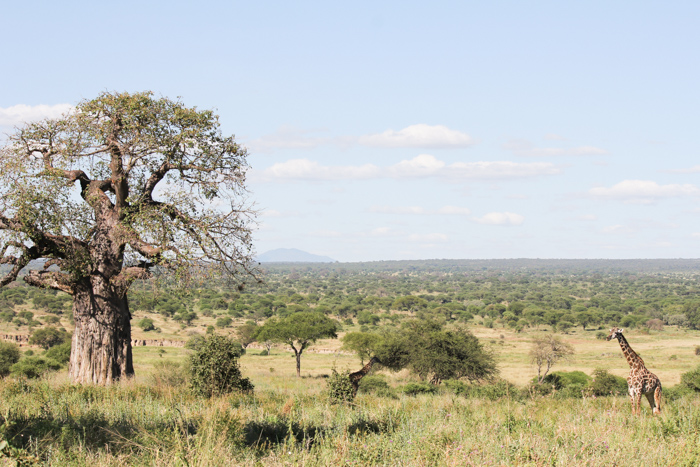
[
  {"xmin": 606, "ymin": 327, "xmax": 662, "ymax": 415},
  {"xmin": 349, "ymin": 356, "xmax": 381, "ymax": 397}
]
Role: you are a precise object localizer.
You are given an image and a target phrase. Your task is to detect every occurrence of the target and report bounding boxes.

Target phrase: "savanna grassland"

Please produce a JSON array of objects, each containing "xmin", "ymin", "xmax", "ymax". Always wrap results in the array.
[{"xmin": 2, "ymin": 259, "xmax": 700, "ymax": 466}]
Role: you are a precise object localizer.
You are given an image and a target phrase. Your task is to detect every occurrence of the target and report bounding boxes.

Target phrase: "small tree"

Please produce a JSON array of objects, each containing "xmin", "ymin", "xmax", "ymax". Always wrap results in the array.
[
  {"xmin": 236, "ymin": 321, "xmax": 258, "ymax": 350},
  {"xmin": 29, "ymin": 326, "xmax": 70, "ymax": 350},
  {"xmin": 375, "ymin": 319, "xmax": 497, "ymax": 384},
  {"xmin": 0, "ymin": 341, "xmax": 21, "ymax": 377},
  {"xmin": 189, "ymin": 334, "xmax": 253, "ymax": 397},
  {"xmin": 530, "ymin": 334, "xmax": 574, "ymax": 384},
  {"xmin": 254, "ymin": 312, "xmax": 339, "ymax": 377},
  {"xmin": 138, "ymin": 317, "xmax": 156, "ymax": 332},
  {"xmin": 341, "ymin": 331, "xmax": 381, "ymax": 364}
]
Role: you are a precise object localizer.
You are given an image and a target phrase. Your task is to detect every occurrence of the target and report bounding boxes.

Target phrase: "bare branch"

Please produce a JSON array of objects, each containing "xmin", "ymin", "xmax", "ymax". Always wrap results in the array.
[{"xmin": 24, "ymin": 270, "xmax": 75, "ymax": 295}]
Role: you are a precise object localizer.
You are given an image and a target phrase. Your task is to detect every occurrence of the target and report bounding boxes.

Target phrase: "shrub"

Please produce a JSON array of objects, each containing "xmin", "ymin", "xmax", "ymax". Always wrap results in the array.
[
  {"xmin": 443, "ymin": 379, "xmax": 468, "ymax": 395},
  {"xmin": 189, "ymin": 334, "xmax": 252, "ymax": 397},
  {"xmin": 44, "ymin": 341, "xmax": 71, "ymax": 365},
  {"xmin": 216, "ymin": 316, "xmax": 232, "ymax": 328},
  {"xmin": 0, "ymin": 341, "xmax": 21, "ymax": 377},
  {"xmin": 590, "ymin": 369, "xmax": 628, "ymax": 396},
  {"xmin": 138, "ymin": 317, "xmax": 156, "ymax": 332},
  {"xmin": 151, "ymin": 360, "xmax": 189, "ymax": 387},
  {"xmin": 28, "ymin": 326, "xmax": 70, "ymax": 349},
  {"xmin": 400, "ymin": 382, "xmax": 437, "ymax": 396},
  {"xmin": 326, "ymin": 369, "xmax": 355, "ymax": 403},
  {"xmin": 596, "ymin": 331, "xmax": 607, "ymax": 340},
  {"xmin": 680, "ymin": 365, "xmax": 700, "ymax": 392},
  {"xmin": 358, "ymin": 375, "xmax": 390, "ymax": 394},
  {"xmin": 10, "ymin": 356, "xmax": 62, "ymax": 379}
]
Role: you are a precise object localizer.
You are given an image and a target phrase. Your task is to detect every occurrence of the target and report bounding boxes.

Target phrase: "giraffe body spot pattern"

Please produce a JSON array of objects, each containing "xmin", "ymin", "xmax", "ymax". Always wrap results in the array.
[{"xmin": 607, "ymin": 327, "xmax": 662, "ymax": 415}]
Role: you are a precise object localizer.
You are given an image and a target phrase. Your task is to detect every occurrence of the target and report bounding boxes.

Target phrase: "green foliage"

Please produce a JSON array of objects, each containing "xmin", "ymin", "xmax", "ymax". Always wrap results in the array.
[
  {"xmin": 215, "ymin": 316, "xmax": 232, "ymax": 328},
  {"xmin": 341, "ymin": 331, "xmax": 381, "ymax": 364},
  {"xmin": 0, "ymin": 341, "xmax": 21, "ymax": 377},
  {"xmin": 138, "ymin": 317, "xmax": 156, "ymax": 332},
  {"xmin": 326, "ymin": 369, "xmax": 355, "ymax": 403},
  {"xmin": 28, "ymin": 326, "xmax": 70, "ymax": 350},
  {"xmin": 680, "ymin": 365, "xmax": 700, "ymax": 392},
  {"xmin": 400, "ymin": 382, "xmax": 437, "ymax": 396},
  {"xmin": 254, "ymin": 312, "xmax": 339, "ymax": 375},
  {"xmin": 375, "ymin": 319, "xmax": 497, "ymax": 383},
  {"xmin": 44, "ymin": 341, "xmax": 71, "ymax": 365},
  {"xmin": 590, "ymin": 369, "xmax": 628, "ymax": 396},
  {"xmin": 358, "ymin": 375, "xmax": 390, "ymax": 394},
  {"xmin": 189, "ymin": 334, "xmax": 253, "ymax": 398},
  {"xmin": 10, "ymin": 356, "xmax": 62, "ymax": 379}
]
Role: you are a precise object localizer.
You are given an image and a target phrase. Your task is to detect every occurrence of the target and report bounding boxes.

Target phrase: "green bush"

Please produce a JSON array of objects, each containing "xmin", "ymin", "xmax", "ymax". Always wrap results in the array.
[
  {"xmin": 138, "ymin": 317, "xmax": 156, "ymax": 332},
  {"xmin": 0, "ymin": 341, "xmax": 21, "ymax": 377},
  {"xmin": 151, "ymin": 360, "xmax": 189, "ymax": 387},
  {"xmin": 216, "ymin": 316, "xmax": 232, "ymax": 328},
  {"xmin": 326, "ymin": 369, "xmax": 355, "ymax": 403},
  {"xmin": 189, "ymin": 334, "xmax": 252, "ymax": 398},
  {"xmin": 28, "ymin": 326, "xmax": 70, "ymax": 349},
  {"xmin": 358, "ymin": 375, "xmax": 390, "ymax": 394},
  {"xmin": 400, "ymin": 382, "xmax": 437, "ymax": 396},
  {"xmin": 10, "ymin": 356, "xmax": 62, "ymax": 379},
  {"xmin": 590, "ymin": 368, "xmax": 628, "ymax": 396},
  {"xmin": 44, "ymin": 341, "xmax": 71, "ymax": 365},
  {"xmin": 443, "ymin": 379, "xmax": 468, "ymax": 395},
  {"xmin": 680, "ymin": 365, "xmax": 700, "ymax": 392}
]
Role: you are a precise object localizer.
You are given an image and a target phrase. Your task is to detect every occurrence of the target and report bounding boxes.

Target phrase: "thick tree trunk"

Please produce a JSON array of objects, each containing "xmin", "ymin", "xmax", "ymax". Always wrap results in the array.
[{"xmin": 69, "ymin": 277, "xmax": 133, "ymax": 384}]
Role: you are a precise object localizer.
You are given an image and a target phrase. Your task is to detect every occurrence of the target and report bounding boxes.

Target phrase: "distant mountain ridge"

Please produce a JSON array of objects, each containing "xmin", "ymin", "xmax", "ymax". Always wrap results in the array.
[{"xmin": 256, "ymin": 248, "xmax": 335, "ymax": 263}]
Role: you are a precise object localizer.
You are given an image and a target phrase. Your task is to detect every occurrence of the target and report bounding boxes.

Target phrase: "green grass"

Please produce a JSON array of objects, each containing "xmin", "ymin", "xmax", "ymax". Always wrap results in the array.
[
  {"xmin": 2, "ymin": 375, "xmax": 700, "ymax": 466},
  {"xmin": 3, "ymin": 322, "xmax": 700, "ymax": 464}
]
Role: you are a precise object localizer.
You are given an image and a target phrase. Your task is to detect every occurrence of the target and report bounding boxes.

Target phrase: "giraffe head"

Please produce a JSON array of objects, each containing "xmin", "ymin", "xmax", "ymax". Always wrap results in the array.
[
  {"xmin": 606, "ymin": 327, "xmax": 624, "ymax": 341},
  {"xmin": 369, "ymin": 356, "xmax": 382, "ymax": 365}
]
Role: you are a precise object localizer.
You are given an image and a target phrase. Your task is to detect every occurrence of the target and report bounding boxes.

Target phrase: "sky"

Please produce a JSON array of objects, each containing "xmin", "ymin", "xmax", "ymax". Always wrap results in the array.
[{"xmin": 1, "ymin": 1, "xmax": 699, "ymax": 262}]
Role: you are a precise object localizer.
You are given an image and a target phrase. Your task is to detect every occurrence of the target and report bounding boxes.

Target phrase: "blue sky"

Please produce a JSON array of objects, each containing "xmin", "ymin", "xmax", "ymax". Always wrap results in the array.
[{"xmin": 2, "ymin": 1, "xmax": 699, "ymax": 261}]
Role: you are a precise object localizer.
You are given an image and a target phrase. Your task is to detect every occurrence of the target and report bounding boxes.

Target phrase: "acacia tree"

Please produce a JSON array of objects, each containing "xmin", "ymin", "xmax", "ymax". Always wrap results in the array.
[
  {"xmin": 0, "ymin": 91, "xmax": 257, "ymax": 384},
  {"xmin": 254, "ymin": 312, "xmax": 339, "ymax": 377},
  {"xmin": 530, "ymin": 334, "xmax": 574, "ymax": 383}
]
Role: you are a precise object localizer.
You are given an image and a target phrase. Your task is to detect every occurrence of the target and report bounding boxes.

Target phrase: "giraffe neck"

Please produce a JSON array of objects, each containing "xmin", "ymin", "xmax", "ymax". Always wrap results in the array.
[
  {"xmin": 617, "ymin": 334, "xmax": 644, "ymax": 369},
  {"xmin": 358, "ymin": 359, "xmax": 375, "ymax": 377}
]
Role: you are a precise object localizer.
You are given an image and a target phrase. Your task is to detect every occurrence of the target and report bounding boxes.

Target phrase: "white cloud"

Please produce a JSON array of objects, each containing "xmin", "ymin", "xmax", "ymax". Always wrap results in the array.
[
  {"xmin": 446, "ymin": 160, "xmax": 560, "ymax": 179},
  {"xmin": 0, "ymin": 104, "xmax": 73, "ymax": 127},
  {"xmin": 473, "ymin": 212, "xmax": 524, "ymax": 225},
  {"xmin": 254, "ymin": 155, "xmax": 561, "ymax": 182},
  {"xmin": 369, "ymin": 205, "xmax": 471, "ymax": 216},
  {"xmin": 359, "ymin": 124, "xmax": 474, "ymax": 148},
  {"xmin": 589, "ymin": 180, "xmax": 700, "ymax": 203},
  {"xmin": 387, "ymin": 154, "xmax": 446, "ymax": 177},
  {"xmin": 257, "ymin": 158, "xmax": 381, "ymax": 181},
  {"xmin": 578, "ymin": 214, "xmax": 597, "ymax": 221},
  {"xmin": 504, "ymin": 139, "xmax": 608, "ymax": 157}
]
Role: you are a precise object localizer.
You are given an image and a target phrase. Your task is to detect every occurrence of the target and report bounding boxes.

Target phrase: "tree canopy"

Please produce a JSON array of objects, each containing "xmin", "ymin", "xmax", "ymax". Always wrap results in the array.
[
  {"xmin": 0, "ymin": 91, "xmax": 257, "ymax": 384},
  {"xmin": 254, "ymin": 311, "xmax": 339, "ymax": 377},
  {"xmin": 375, "ymin": 319, "xmax": 497, "ymax": 384}
]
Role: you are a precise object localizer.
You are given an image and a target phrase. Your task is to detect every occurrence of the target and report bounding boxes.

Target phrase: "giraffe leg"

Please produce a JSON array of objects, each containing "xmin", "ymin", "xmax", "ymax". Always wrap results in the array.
[
  {"xmin": 632, "ymin": 393, "xmax": 642, "ymax": 415},
  {"xmin": 645, "ymin": 392, "xmax": 656, "ymax": 414},
  {"xmin": 653, "ymin": 387, "xmax": 662, "ymax": 415}
]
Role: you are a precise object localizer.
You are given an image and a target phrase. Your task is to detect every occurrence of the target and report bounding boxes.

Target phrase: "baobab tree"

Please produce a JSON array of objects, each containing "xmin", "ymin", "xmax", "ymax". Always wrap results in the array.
[{"xmin": 0, "ymin": 91, "xmax": 257, "ymax": 384}]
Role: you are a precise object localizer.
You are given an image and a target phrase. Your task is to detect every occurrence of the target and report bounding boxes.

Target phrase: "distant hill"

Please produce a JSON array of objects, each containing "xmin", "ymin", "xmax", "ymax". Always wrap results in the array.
[{"xmin": 256, "ymin": 248, "xmax": 335, "ymax": 263}]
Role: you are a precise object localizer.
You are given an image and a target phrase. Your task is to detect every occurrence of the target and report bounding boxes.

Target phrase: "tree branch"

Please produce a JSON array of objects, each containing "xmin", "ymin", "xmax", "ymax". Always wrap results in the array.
[{"xmin": 24, "ymin": 270, "xmax": 75, "ymax": 294}]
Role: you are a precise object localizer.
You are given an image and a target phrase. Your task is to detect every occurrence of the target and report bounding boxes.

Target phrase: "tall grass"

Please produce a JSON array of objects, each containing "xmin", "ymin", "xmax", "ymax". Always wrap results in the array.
[{"xmin": 2, "ymin": 376, "xmax": 700, "ymax": 466}]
